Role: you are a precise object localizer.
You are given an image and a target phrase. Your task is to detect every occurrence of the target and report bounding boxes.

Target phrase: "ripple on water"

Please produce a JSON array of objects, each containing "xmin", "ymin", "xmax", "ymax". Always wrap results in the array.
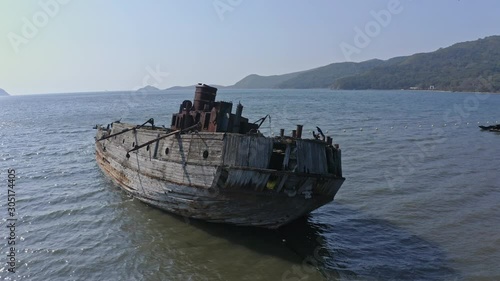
[{"xmin": 1, "ymin": 90, "xmax": 500, "ymax": 280}]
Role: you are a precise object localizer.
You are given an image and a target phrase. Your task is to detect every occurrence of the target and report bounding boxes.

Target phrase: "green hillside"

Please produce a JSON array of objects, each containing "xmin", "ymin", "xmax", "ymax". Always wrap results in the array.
[
  {"xmin": 333, "ymin": 36, "xmax": 500, "ymax": 92},
  {"xmin": 276, "ymin": 59, "xmax": 400, "ymax": 88},
  {"xmin": 231, "ymin": 60, "xmax": 394, "ymax": 89},
  {"xmin": 231, "ymin": 72, "xmax": 303, "ymax": 89},
  {"xmin": 230, "ymin": 36, "xmax": 500, "ymax": 92}
]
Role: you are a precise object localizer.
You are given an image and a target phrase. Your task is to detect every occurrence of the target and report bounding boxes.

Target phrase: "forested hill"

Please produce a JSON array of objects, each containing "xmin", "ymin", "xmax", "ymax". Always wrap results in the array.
[
  {"xmin": 332, "ymin": 36, "xmax": 500, "ymax": 92},
  {"xmin": 231, "ymin": 72, "xmax": 304, "ymax": 89},
  {"xmin": 231, "ymin": 36, "xmax": 500, "ymax": 92},
  {"xmin": 231, "ymin": 59, "xmax": 396, "ymax": 89}
]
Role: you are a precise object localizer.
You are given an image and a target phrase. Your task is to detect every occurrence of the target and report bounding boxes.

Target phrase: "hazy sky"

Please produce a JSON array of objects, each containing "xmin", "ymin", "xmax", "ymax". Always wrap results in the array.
[{"xmin": 1, "ymin": 0, "xmax": 499, "ymax": 95}]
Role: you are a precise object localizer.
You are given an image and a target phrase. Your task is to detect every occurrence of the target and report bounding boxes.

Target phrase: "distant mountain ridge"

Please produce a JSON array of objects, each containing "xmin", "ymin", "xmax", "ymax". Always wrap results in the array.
[
  {"xmin": 333, "ymin": 36, "xmax": 500, "ymax": 92},
  {"xmin": 230, "ymin": 35, "xmax": 500, "ymax": 92},
  {"xmin": 132, "ymin": 84, "xmax": 227, "ymax": 92},
  {"xmin": 228, "ymin": 58, "xmax": 401, "ymax": 89},
  {"xmin": 0, "ymin": 88, "xmax": 9, "ymax": 96},
  {"xmin": 166, "ymin": 84, "xmax": 226, "ymax": 90},
  {"xmin": 230, "ymin": 72, "xmax": 304, "ymax": 89},
  {"xmin": 277, "ymin": 59, "xmax": 404, "ymax": 89},
  {"xmin": 136, "ymin": 85, "xmax": 161, "ymax": 92}
]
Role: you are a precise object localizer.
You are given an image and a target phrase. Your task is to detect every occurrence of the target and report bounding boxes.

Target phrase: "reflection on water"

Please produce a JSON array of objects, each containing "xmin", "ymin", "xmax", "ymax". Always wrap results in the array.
[
  {"xmin": 112, "ymin": 195, "xmax": 327, "ymax": 281},
  {"xmin": 115, "ymin": 192, "xmax": 458, "ymax": 281},
  {"xmin": 282, "ymin": 205, "xmax": 458, "ymax": 281}
]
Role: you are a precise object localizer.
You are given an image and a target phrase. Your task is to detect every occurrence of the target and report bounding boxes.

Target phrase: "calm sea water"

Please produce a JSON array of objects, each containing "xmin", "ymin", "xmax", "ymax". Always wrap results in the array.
[{"xmin": 0, "ymin": 89, "xmax": 499, "ymax": 281}]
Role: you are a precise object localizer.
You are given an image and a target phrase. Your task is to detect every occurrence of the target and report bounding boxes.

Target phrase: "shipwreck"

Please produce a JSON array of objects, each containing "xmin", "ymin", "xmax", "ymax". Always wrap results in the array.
[{"xmin": 95, "ymin": 84, "xmax": 345, "ymax": 228}]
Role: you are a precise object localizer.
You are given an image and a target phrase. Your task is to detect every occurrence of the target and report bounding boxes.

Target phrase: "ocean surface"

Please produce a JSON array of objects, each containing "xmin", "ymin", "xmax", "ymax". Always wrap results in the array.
[{"xmin": 0, "ymin": 89, "xmax": 499, "ymax": 281}]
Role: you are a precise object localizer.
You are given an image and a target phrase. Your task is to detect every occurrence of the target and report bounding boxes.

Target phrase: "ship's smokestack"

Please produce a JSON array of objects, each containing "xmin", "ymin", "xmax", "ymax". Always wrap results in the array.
[{"xmin": 194, "ymin": 83, "xmax": 217, "ymax": 111}]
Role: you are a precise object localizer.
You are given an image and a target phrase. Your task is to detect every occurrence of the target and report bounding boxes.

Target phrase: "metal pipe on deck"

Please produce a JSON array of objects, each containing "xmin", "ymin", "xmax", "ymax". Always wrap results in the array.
[
  {"xmin": 280, "ymin": 129, "xmax": 285, "ymax": 137},
  {"xmin": 233, "ymin": 103, "xmax": 243, "ymax": 133},
  {"xmin": 96, "ymin": 118, "xmax": 154, "ymax": 142},
  {"xmin": 296, "ymin": 125, "xmax": 303, "ymax": 139},
  {"xmin": 292, "ymin": 130, "xmax": 297, "ymax": 138},
  {"xmin": 126, "ymin": 123, "xmax": 201, "ymax": 157}
]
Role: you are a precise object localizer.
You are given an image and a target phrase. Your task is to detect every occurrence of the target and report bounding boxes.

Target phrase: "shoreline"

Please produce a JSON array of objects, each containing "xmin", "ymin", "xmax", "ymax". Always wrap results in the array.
[
  {"xmin": 3, "ymin": 88, "xmax": 500, "ymax": 96},
  {"xmin": 332, "ymin": 89, "xmax": 500, "ymax": 95}
]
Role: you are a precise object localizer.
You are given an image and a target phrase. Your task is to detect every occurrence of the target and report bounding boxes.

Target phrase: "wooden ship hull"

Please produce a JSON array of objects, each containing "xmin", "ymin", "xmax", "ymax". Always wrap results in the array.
[{"xmin": 95, "ymin": 84, "xmax": 345, "ymax": 229}]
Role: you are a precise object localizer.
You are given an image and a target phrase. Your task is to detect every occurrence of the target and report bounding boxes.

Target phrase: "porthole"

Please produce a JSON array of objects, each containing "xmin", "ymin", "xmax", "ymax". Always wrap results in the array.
[
  {"xmin": 132, "ymin": 142, "xmax": 135, "ymax": 147},
  {"xmin": 203, "ymin": 150, "xmax": 209, "ymax": 159},
  {"xmin": 146, "ymin": 145, "xmax": 150, "ymax": 151},
  {"xmin": 122, "ymin": 139, "xmax": 125, "ymax": 144},
  {"xmin": 165, "ymin": 147, "xmax": 169, "ymax": 155}
]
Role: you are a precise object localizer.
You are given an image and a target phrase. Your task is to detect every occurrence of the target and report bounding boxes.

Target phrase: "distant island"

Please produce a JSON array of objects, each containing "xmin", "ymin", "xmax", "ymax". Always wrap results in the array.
[
  {"xmin": 135, "ymin": 84, "xmax": 227, "ymax": 92},
  {"xmin": 136, "ymin": 85, "xmax": 161, "ymax": 92},
  {"xmin": 0, "ymin": 88, "xmax": 10, "ymax": 96},
  {"xmin": 228, "ymin": 35, "xmax": 500, "ymax": 93},
  {"xmin": 165, "ymin": 84, "xmax": 227, "ymax": 90}
]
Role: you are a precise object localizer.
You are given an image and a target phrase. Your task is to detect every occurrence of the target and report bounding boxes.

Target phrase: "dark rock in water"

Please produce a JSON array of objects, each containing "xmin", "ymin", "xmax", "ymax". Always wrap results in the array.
[
  {"xmin": 479, "ymin": 124, "xmax": 500, "ymax": 132},
  {"xmin": 0, "ymin": 88, "xmax": 10, "ymax": 96}
]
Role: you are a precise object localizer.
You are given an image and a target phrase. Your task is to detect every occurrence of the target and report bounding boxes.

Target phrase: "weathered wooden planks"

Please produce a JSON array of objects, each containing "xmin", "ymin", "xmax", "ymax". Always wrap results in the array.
[
  {"xmin": 222, "ymin": 134, "xmax": 273, "ymax": 168},
  {"xmin": 95, "ymin": 122, "xmax": 344, "ymax": 228},
  {"xmin": 295, "ymin": 139, "xmax": 328, "ymax": 174}
]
